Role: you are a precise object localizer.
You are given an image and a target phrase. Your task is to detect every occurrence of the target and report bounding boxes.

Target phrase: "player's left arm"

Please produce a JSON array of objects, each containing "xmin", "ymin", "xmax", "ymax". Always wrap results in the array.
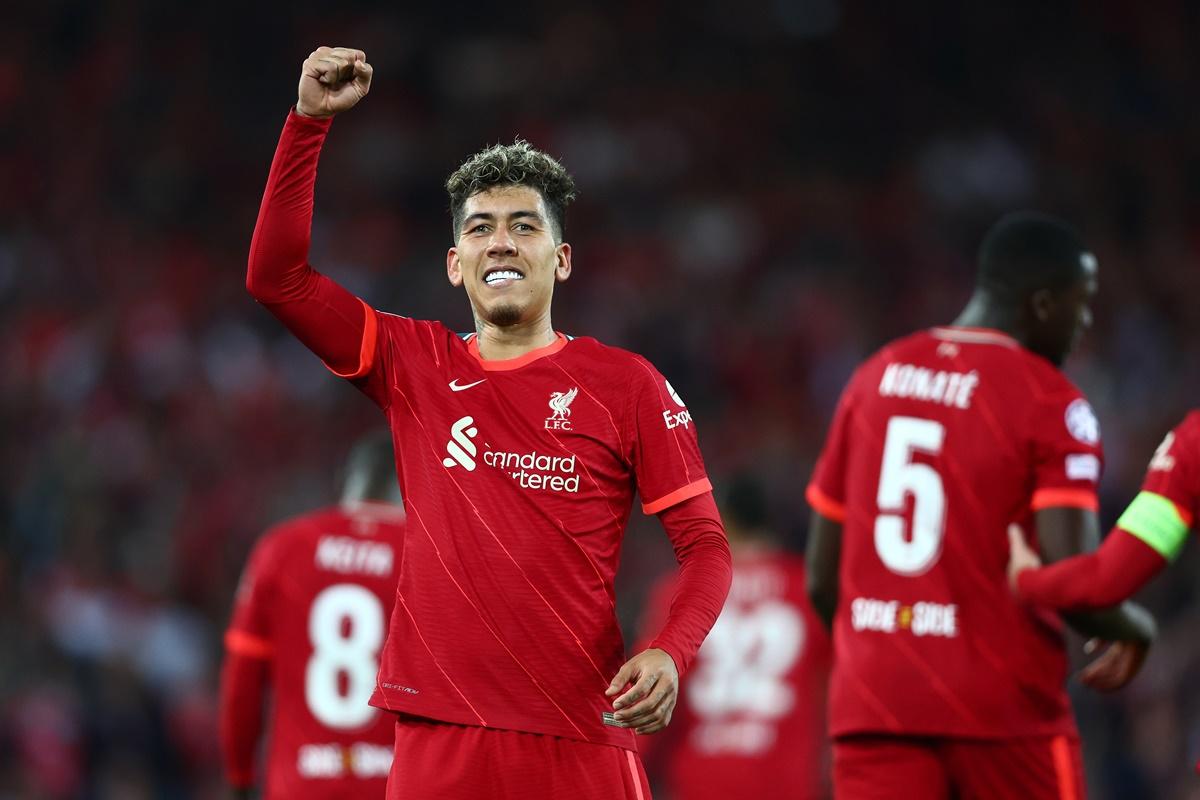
[
  {"xmin": 219, "ymin": 537, "xmax": 279, "ymax": 790},
  {"xmin": 608, "ymin": 491, "xmax": 731, "ymax": 735},
  {"xmin": 219, "ymin": 649, "xmax": 270, "ymax": 793},
  {"xmin": 805, "ymin": 511, "xmax": 842, "ymax": 632}
]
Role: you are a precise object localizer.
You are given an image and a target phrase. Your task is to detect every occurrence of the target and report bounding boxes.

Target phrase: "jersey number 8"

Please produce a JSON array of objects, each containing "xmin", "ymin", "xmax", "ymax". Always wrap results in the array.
[
  {"xmin": 306, "ymin": 584, "xmax": 384, "ymax": 729},
  {"xmin": 875, "ymin": 416, "xmax": 947, "ymax": 576}
]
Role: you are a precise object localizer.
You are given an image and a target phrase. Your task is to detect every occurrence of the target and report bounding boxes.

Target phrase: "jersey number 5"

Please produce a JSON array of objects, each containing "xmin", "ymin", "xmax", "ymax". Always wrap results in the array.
[
  {"xmin": 875, "ymin": 416, "xmax": 946, "ymax": 575},
  {"xmin": 306, "ymin": 584, "xmax": 384, "ymax": 729}
]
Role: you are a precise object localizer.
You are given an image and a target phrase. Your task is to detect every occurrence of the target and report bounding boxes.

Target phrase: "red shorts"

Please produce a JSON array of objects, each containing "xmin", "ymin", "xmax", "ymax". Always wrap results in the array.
[
  {"xmin": 834, "ymin": 734, "xmax": 1085, "ymax": 800},
  {"xmin": 386, "ymin": 715, "xmax": 652, "ymax": 800}
]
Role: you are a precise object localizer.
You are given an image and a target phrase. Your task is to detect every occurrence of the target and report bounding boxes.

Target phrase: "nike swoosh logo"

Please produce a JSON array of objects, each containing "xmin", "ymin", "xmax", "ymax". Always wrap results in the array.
[{"xmin": 449, "ymin": 378, "xmax": 487, "ymax": 392}]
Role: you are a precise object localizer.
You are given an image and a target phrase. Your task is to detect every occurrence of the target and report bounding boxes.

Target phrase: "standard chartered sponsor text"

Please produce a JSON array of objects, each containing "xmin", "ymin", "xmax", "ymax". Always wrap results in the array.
[{"xmin": 484, "ymin": 448, "xmax": 581, "ymax": 493}]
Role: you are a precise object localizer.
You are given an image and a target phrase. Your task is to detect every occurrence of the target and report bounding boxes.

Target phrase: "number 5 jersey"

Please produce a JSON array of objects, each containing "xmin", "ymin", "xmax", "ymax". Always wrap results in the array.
[
  {"xmin": 806, "ymin": 326, "xmax": 1104, "ymax": 740},
  {"xmin": 221, "ymin": 503, "xmax": 406, "ymax": 798}
]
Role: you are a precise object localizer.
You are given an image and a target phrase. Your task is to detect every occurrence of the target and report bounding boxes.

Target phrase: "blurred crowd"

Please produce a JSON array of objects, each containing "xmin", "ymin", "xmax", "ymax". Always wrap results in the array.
[{"xmin": 3, "ymin": 1, "xmax": 1200, "ymax": 797}]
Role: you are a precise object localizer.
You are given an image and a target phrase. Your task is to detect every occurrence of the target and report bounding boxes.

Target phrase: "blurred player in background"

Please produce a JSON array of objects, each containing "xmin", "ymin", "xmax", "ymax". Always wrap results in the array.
[
  {"xmin": 805, "ymin": 212, "xmax": 1157, "ymax": 799},
  {"xmin": 220, "ymin": 432, "xmax": 405, "ymax": 799},
  {"xmin": 1008, "ymin": 411, "xmax": 1198, "ymax": 681},
  {"xmin": 245, "ymin": 47, "xmax": 731, "ymax": 798},
  {"xmin": 638, "ymin": 475, "xmax": 830, "ymax": 800}
]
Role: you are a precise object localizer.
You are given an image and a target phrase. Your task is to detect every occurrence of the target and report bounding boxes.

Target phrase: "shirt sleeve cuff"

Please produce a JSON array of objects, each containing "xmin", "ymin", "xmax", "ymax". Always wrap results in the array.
[
  {"xmin": 322, "ymin": 299, "xmax": 378, "ymax": 379},
  {"xmin": 224, "ymin": 629, "xmax": 272, "ymax": 660},
  {"xmin": 642, "ymin": 478, "xmax": 713, "ymax": 515},
  {"xmin": 1030, "ymin": 487, "xmax": 1099, "ymax": 512},
  {"xmin": 806, "ymin": 483, "xmax": 847, "ymax": 522}
]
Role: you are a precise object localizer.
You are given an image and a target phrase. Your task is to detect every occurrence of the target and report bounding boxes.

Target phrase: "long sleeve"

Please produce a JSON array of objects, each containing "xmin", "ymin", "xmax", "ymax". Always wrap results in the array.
[
  {"xmin": 246, "ymin": 110, "xmax": 373, "ymax": 377},
  {"xmin": 648, "ymin": 492, "xmax": 732, "ymax": 676},
  {"xmin": 218, "ymin": 649, "xmax": 269, "ymax": 789},
  {"xmin": 1017, "ymin": 527, "xmax": 1166, "ymax": 611}
]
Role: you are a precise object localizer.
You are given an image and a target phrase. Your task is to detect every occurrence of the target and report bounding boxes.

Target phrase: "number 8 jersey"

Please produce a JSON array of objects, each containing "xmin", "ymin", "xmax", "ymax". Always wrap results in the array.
[
  {"xmin": 806, "ymin": 326, "xmax": 1104, "ymax": 740},
  {"xmin": 221, "ymin": 503, "xmax": 405, "ymax": 798}
]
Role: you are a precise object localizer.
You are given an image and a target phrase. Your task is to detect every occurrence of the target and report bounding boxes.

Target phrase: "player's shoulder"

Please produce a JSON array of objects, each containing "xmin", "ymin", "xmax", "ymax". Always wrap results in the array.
[
  {"xmin": 257, "ymin": 506, "xmax": 345, "ymax": 553},
  {"xmin": 375, "ymin": 312, "xmax": 458, "ymax": 345},
  {"xmin": 563, "ymin": 335, "xmax": 650, "ymax": 370},
  {"xmin": 560, "ymin": 336, "xmax": 675, "ymax": 392},
  {"xmin": 1176, "ymin": 409, "xmax": 1200, "ymax": 441}
]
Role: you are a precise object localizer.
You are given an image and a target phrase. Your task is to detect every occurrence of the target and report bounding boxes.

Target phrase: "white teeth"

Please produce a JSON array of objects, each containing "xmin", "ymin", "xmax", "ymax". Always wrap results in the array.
[{"xmin": 485, "ymin": 270, "xmax": 523, "ymax": 285}]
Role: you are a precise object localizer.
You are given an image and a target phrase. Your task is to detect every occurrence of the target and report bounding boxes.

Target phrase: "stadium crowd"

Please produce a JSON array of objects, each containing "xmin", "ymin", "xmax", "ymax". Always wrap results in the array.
[{"xmin": 3, "ymin": 2, "xmax": 1199, "ymax": 797}]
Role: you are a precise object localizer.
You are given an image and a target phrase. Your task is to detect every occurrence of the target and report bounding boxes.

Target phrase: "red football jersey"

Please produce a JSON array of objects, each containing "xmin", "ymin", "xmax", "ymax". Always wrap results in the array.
[
  {"xmin": 807, "ymin": 326, "xmax": 1105, "ymax": 740},
  {"xmin": 225, "ymin": 504, "xmax": 405, "ymax": 798},
  {"xmin": 639, "ymin": 552, "xmax": 830, "ymax": 800},
  {"xmin": 341, "ymin": 314, "xmax": 712, "ymax": 750},
  {"xmin": 1140, "ymin": 410, "xmax": 1200, "ymax": 526}
]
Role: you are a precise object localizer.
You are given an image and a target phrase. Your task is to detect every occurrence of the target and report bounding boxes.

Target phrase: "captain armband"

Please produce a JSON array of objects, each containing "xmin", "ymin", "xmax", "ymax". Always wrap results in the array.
[{"xmin": 1116, "ymin": 491, "xmax": 1192, "ymax": 562}]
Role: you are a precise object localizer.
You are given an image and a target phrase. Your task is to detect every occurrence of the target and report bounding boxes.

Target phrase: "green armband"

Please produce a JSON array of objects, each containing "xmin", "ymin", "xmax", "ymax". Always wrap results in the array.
[{"xmin": 1117, "ymin": 491, "xmax": 1191, "ymax": 562}]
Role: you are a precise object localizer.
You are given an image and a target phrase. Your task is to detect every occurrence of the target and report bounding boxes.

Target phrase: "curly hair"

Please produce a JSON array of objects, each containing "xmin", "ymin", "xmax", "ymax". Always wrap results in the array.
[{"xmin": 445, "ymin": 139, "xmax": 578, "ymax": 241}]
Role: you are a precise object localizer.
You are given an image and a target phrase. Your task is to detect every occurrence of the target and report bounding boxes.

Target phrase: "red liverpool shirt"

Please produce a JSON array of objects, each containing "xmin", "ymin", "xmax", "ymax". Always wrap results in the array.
[
  {"xmin": 807, "ymin": 327, "xmax": 1104, "ymax": 740},
  {"xmin": 1139, "ymin": 411, "xmax": 1200, "ymax": 528},
  {"xmin": 338, "ymin": 313, "xmax": 712, "ymax": 749},
  {"xmin": 638, "ymin": 551, "xmax": 830, "ymax": 800},
  {"xmin": 224, "ymin": 504, "xmax": 405, "ymax": 798}
]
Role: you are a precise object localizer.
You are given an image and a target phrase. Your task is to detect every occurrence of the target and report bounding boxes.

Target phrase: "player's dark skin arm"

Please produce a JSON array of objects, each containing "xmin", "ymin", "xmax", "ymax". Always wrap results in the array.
[
  {"xmin": 805, "ymin": 512, "xmax": 842, "ymax": 631},
  {"xmin": 1034, "ymin": 507, "xmax": 1157, "ymax": 644}
]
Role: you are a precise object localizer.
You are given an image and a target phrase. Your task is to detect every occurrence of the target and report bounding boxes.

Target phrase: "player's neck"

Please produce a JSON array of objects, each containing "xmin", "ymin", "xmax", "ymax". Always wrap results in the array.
[
  {"xmin": 951, "ymin": 293, "xmax": 1024, "ymax": 343},
  {"xmin": 473, "ymin": 309, "xmax": 558, "ymax": 361}
]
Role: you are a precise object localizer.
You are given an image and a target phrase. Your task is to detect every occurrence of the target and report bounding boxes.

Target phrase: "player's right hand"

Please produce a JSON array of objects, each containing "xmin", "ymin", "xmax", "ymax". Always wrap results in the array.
[
  {"xmin": 1006, "ymin": 523, "xmax": 1042, "ymax": 593},
  {"xmin": 297, "ymin": 47, "xmax": 373, "ymax": 118},
  {"xmin": 1078, "ymin": 638, "xmax": 1149, "ymax": 692}
]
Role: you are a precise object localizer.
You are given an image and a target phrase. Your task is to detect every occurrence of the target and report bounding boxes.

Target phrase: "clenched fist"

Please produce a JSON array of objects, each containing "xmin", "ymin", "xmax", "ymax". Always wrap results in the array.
[{"xmin": 296, "ymin": 46, "xmax": 373, "ymax": 118}]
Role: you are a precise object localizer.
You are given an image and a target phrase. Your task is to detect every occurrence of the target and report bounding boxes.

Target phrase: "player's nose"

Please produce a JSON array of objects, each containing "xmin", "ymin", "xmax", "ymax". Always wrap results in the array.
[{"xmin": 486, "ymin": 228, "xmax": 517, "ymax": 257}]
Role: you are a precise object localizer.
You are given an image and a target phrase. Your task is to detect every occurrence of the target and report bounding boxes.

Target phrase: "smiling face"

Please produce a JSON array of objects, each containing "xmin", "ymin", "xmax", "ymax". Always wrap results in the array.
[{"xmin": 446, "ymin": 185, "xmax": 572, "ymax": 329}]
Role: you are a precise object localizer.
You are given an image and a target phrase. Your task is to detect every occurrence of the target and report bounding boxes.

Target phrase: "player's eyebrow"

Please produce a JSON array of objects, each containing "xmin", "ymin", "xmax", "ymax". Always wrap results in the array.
[{"xmin": 462, "ymin": 210, "xmax": 545, "ymax": 228}]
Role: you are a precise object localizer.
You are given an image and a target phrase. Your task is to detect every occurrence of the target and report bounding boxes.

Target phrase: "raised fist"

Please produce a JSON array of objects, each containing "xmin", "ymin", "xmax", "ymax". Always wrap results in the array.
[{"xmin": 296, "ymin": 46, "xmax": 373, "ymax": 118}]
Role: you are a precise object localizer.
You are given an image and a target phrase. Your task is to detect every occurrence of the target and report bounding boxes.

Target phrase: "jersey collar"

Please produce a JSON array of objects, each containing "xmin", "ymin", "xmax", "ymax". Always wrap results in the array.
[
  {"xmin": 466, "ymin": 332, "xmax": 570, "ymax": 371},
  {"xmin": 929, "ymin": 326, "xmax": 1020, "ymax": 349}
]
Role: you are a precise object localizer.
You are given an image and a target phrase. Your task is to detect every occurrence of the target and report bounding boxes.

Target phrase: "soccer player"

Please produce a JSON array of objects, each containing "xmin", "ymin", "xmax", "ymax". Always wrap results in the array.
[
  {"xmin": 1006, "ymin": 411, "xmax": 1198, "ymax": 688},
  {"xmin": 245, "ymin": 47, "xmax": 732, "ymax": 799},
  {"xmin": 804, "ymin": 212, "xmax": 1157, "ymax": 799},
  {"xmin": 637, "ymin": 475, "xmax": 831, "ymax": 800},
  {"xmin": 220, "ymin": 432, "xmax": 405, "ymax": 799}
]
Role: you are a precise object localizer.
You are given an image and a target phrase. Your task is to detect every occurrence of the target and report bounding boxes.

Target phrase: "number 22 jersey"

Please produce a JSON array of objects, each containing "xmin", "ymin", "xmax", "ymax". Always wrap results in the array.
[{"xmin": 806, "ymin": 327, "xmax": 1104, "ymax": 740}]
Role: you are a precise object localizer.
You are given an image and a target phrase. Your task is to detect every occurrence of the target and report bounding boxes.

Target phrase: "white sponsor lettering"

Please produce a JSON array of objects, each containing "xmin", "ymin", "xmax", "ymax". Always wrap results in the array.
[
  {"xmin": 1065, "ymin": 454, "xmax": 1101, "ymax": 482},
  {"xmin": 482, "ymin": 448, "xmax": 581, "ymax": 493},
  {"xmin": 691, "ymin": 721, "xmax": 777, "ymax": 756},
  {"xmin": 297, "ymin": 743, "xmax": 394, "ymax": 779},
  {"xmin": 878, "ymin": 363, "xmax": 979, "ymax": 409},
  {"xmin": 850, "ymin": 597, "xmax": 958, "ymax": 638},
  {"xmin": 1064, "ymin": 399, "xmax": 1100, "ymax": 446},
  {"xmin": 350, "ymin": 743, "xmax": 394, "ymax": 778},
  {"xmin": 664, "ymin": 408, "xmax": 693, "ymax": 430},
  {"xmin": 315, "ymin": 536, "xmax": 394, "ymax": 576},
  {"xmin": 850, "ymin": 598, "xmax": 898, "ymax": 633},
  {"xmin": 442, "ymin": 416, "xmax": 479, "ymax": 470},
  {"xmin": 297, "ymin": 744, "xmax": 343, "ymax": 778},
  {"xmin": 910, "ymin": 602, "xmax": 958, "ymax": 637}
]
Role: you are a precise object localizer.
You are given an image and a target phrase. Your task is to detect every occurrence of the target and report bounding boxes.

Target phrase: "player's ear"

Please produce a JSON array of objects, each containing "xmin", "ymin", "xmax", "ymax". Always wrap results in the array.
[
  {"xmin": 447, "ymin": 248, "xmax": 464, "ymax": 288},
  {"xmin": 1030, "ymin": 288, "xmax": 1055, "ymax": 322},
  {"xmin": 554, "ymin": 242, "xmax": 572, "ymax": 283}
]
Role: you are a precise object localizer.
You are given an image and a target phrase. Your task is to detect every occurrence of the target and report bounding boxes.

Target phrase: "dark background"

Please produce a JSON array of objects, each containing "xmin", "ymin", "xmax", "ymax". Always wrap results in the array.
[{"xmin": 3, "ymin": 1, "xmax": 1199, "ymax": 797}]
